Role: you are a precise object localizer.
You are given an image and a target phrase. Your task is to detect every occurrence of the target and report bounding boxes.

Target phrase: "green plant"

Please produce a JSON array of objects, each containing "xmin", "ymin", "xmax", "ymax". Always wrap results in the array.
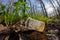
[
  {"xmin": 2, "ymin": 0, "xmax": 29, "ymax": 26},
  {"xmin": 30, "ymin": 14, "xmax": 52, "ymax": 23},
  {"xmin": 21, "ymin": 13, "xmax": 30, "ymax": 21}
]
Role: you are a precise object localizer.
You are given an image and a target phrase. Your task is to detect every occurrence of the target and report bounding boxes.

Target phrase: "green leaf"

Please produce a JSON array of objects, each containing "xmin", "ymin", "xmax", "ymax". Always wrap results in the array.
[{"xmin": 22, "ymin": 2, "xmax": 27, "ymax": 5}]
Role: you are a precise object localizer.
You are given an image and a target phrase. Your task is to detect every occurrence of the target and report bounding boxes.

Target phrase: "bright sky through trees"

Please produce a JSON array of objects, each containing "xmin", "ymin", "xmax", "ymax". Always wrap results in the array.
[{"xmin": 0, "ymin": 0, "xmax": 59, "ymax": 17}]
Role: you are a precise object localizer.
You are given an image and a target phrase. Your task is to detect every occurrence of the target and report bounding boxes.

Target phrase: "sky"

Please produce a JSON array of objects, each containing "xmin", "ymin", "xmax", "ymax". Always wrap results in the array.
[
  {"xmin": 0, "ymin": 0, "xmax": 53, "ymax": 12},
  {"xmin": 0, "ymin": 0, "xmax": 17, "ymax": 5},
  {"xmin": 0, "ymin": 0, "xmax": 58, "ymax": 17}
]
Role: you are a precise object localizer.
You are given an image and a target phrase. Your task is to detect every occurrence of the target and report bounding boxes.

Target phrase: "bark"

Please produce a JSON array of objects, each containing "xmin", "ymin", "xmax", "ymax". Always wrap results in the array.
[
  {"xmin": 23, "ymin": 0, "xmax": 26, "ymax": 14},
  {"xmin": 49, "ymin": 0, "xmax": 58, "ymax": 17},
  {"xmin": 55, "ymin": 0, "xmax": 60, "ymax": 17},
  {"xmin": 39, "ymin": 0, "xmax": 48, "ymax": 17}
]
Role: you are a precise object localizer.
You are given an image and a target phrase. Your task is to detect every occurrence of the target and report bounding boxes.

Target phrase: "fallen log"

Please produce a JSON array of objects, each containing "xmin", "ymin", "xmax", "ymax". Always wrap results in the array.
[{"xmin": 25, "ymin": 17, "xmax": 45, "ymax": 32}]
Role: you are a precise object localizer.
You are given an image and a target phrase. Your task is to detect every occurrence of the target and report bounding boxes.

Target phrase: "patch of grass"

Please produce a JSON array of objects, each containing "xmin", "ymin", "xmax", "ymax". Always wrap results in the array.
[{"xmin": 30, "ymin": 15, "xmax": 53, "ymax": 23}]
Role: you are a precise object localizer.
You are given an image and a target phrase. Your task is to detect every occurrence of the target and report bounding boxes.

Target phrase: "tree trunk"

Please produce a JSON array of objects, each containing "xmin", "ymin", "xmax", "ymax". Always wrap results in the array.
[
  {"xmin": 23, "ymin": 0, "xmax": 26, "ymax": 14},
  {"xmin": 39, "ymin": 0, "xmax": 48, "ymax": 17},
  {"xmin": 49, "ymin": 0, "xmax": 58, "ymax": 17}
]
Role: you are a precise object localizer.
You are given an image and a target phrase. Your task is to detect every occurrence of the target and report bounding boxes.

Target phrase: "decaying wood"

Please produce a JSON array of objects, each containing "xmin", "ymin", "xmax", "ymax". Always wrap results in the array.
[
  {"xmin": 25, "ymin": 17, "xmax": 45, "ymax": 32},
  {"xmin": 30, "ymin": 31, "xmax": 46, "ymax": 40},
  {"xmin": 0, "ymin": 24, "xmax": 8, "ymax": 31}
]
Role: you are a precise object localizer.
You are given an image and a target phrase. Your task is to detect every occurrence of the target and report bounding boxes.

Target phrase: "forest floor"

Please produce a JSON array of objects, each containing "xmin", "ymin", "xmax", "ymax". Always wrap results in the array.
[{"xmin": 0, "ymin": 21, "xmax": 60, "ymax": 40}]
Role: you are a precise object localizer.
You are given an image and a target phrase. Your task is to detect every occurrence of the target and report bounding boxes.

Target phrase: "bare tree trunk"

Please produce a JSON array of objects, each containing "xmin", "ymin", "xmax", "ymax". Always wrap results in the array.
[
  {"xmin": 55, "ymin": 0, "xmax": 60, "ymax": 17},
  {"xmin": 49, "ymin": 0, "xmax": 58, "ymax": 17},
  {"xmin": 28, "ymin": 0, "xmax": 33, "ymax": 15},
  {"xmin": 39, "ymin": 0, "xmax": 45, "ymax": 16},
  {"xmin": 55, "ymin": 0, "xmax": 60, "ymax": 7},
  {"xmin": 23, "ymin": 0, "xmax": 26, "ymax": 14},
  {"xmin": 8, "ymin": 0, "xmax": 14, "ymax": 13},
  {"xmin": 39, "ymin": 0, "xmax": 48, "ymax": 17}
]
